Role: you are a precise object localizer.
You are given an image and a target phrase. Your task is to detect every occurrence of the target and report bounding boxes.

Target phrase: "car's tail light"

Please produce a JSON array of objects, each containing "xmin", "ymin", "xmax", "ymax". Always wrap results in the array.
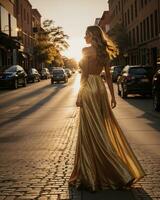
[{"xmin": 126, "ymin": 75, "xmax": 135, "ymax": 81}]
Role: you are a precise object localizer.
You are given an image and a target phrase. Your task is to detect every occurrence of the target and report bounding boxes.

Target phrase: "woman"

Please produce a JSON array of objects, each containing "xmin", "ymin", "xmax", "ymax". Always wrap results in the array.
[{"xmin": 69, "ymin": 25, "xmax": 145, "ymax": 191}]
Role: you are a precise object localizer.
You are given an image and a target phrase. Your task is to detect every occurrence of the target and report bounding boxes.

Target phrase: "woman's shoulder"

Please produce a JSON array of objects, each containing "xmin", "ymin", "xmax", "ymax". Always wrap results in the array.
[{"xmin": 82, "ymin": 47, "xmax": 96, "ymax": 56}]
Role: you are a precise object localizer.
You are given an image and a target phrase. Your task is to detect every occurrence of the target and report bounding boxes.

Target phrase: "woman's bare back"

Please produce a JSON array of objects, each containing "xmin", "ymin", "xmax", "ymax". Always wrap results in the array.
[{"xmin": 81, "ymin": 47, "xmax": 104, "ymax": 76}]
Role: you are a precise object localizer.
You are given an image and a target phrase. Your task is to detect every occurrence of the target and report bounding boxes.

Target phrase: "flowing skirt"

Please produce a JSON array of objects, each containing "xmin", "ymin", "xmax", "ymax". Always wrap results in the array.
[{"xmin": 69, "ymin": 75, "xmax": 145, "ymax": 191}]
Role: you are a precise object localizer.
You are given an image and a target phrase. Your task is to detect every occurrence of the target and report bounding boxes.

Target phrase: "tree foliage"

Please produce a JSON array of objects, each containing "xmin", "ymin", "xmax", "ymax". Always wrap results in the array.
[
  {"xmin": 33, "ymin": 19, "xmax": 69, "ymax": 67},
  {"xmin": 63, "ymin": 57, "xmax": 78, "ymax": 70},
  {"xmin": 108, "ymin": 23, "xmax": 130, "ymax": 55}
]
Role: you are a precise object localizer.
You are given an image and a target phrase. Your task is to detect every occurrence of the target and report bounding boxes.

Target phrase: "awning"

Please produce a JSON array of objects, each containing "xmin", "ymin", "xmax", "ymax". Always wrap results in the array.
[{"xmin": 0, "ymin": 32, "xmax": 20, "ymax": 49}]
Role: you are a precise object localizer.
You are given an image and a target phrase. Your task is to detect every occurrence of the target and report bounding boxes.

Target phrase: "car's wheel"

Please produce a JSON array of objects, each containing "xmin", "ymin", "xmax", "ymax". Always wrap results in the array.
[
  {"xmin": 13, "ymin": 79, "xmax": 18, "ymax": 89},
  {"xmin": 121, "ymin": 84, "xmax": 128, "ymax": 98},
  {"xmin": 38, "ymin": 78, "xmax": 40, "ymax": 82},
  {"xmin": 23, "ymin": 78, "xmax": 27, "ymax": 87},
  {"xmin": 153, "ymin": 93, "xmax": 160, "ymax": 112}
]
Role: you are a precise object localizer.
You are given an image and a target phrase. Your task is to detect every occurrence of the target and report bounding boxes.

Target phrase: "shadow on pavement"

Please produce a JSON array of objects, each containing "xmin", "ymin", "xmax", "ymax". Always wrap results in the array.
[
  {"xmin": 0, "ymin": 84, "xmax": 66, "ymax": 128},
  {"xmin": 69, "ymin": 187, "xmax": 153, "ymax": 200},
  {"xmin": 0, "ymin": 82, "xmax": 68, "ymax": 108},
  {"xmin": 121, "ymin": 95, "xmax": 160, "ymax": 131},
  {"xmin": 131, "ymin": 187, "xmax": 153, "ymax": 200}
]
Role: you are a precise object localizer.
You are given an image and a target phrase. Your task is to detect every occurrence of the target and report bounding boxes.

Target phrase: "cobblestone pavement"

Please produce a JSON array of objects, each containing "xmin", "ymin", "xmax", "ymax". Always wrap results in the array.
[
  {"xmin": 0, "ymin": 77, "xmax": 160, "ymax": 200},
  {"xmin": 0, "ymin": 110, "xmax": 80, "ymax": 200},
  {"xmin": 0, "ymin": 76, "xmax": 81, "ymax": 200}
]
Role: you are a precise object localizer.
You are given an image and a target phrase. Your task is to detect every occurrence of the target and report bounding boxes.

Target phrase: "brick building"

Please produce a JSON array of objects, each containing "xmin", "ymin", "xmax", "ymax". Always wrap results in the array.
[
  {"xmin": 98, "ymin": 11, "xmax": 111, "ymax": 33},
  {"xmin": 0, "ymin": 0, "xmax": 20, "ymax": 71},
  {"xmin": 15, "ymin": 0, "xmax": 33, "ymax": 71},
  {"xmin": 32, "ymin": 8, "xmax": 41, "ymax": 70},
  {"xmin": 108, "ymin": 0, "xmax": 160, "ymax": 68},
  {"xmin": 94, "ymin": 18, "xmax": 101, "ymax": 26}
]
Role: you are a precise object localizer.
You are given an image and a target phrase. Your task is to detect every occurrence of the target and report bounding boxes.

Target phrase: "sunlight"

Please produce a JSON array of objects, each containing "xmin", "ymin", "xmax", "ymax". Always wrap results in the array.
[
  {"xmin": 63, "ymin": 37, "xmax": 85, "ymax": 62},
  {"xmin": 73, "ymin": 73, "xmax": 81, "ymax": 93}
]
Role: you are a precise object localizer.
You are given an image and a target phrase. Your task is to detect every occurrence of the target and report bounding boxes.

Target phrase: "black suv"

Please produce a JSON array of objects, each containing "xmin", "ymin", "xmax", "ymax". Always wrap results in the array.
[
  {"xmin": 51, "ymin": 68, "xmax": 68, "ymax": 84},
  {"xmin": 152, "ymin": 68, "xmax": 160, "ymax": 111},
  {"xmin": 117, "ymin": 65, "xmax": 153, "ymax": 98}
]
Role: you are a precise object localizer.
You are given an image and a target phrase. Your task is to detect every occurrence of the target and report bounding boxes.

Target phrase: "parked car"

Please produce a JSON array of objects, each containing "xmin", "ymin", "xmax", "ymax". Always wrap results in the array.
[
  {"xmin": 65, "ymin": 68, "xmax": 72, "ymax": 78},
  {"xmin": 152, "ymin": 68, "xmax": 160, "ymax": 111},
  {"xmin": 117, "ymin": 65, "xmax": 153, "ymax": 98},
  {"xmin": 40, "ymin": 68, "xmax": 50, "ymax": 79},
  {"xmin": 27, "ymin": 68, "xmax": 40, "ymax": 83},
  {"xmin": 51, "ymin": 68, "xmax": 68, "ymax": 84},
  {"xmin": 110, "ymin": 65, "xmax": 124, "ymax": 82},
  {"xmin": 0, "ymin": 65, "xmax": 27, "ymax": 89}
]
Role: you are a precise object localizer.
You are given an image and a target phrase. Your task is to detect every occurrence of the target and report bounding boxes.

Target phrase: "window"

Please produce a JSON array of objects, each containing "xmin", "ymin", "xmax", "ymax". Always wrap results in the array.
[
  {"xmin": 0, "ymin": 6, "xmax": 9, "ymax": 35},
  {"xmin": 127, "ymin": 9, "xmax": 130, "ymax": 24},
  {"xmin": 125, "ymin": 12, "xmax": 127, "ymax": 26},
  {"xmin": 136, "ymin": 25, "xmax": 139, "ymax": 43},
  {"xmin": 150, "ymin": 14, "xmax": 154, "ymax": 38},
  {"xmin": 116, "ymin": 5, "xmax": 118, "ymax": 14},
  {"xmin": 143, "ymin": 19, "xmax": 146, "ymax": 41},
  {"xmin": 141, "ymin": 0, "xmax": 144, "ymax": 8},
  {"xmin": 131, "ymin": 4, "xmax": 134, "ymax": 21},
  {"xmin": 118, "ymin": 1, "xmax": 120, "ymax": 11},
  {"xmin": 24, "ymin": 8, "xmax": 26, "ymax": 20},
  {"xmin": 146, "ymin": 17, "xmax": 150, "ymax": 40},
  {"xmin": 135, "ymin": 0, "xmax": 137, "ymax": 17},
  {"xmin": 129, "ymin": 31, "xmax": 132, "ymax": 46},
  {"xmin": 27, "ymin": 12, "xmax": 29, "ymax": 24},
  {"xmin": 132, "ymin": 28, "xmax": 135, "ymax": 45},
  {"xmin": 154, "ymin": 10, "xmax": 158, "ymax": 36},
  {"xmin": 140, "ymin": 22, "xmax": 143, "ymax": 42}
]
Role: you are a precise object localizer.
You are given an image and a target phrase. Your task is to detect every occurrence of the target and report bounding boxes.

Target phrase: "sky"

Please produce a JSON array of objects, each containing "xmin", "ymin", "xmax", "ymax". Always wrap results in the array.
[{"xmin": 29, "ymin": 0, "xmax": 108, "ymax": 61}]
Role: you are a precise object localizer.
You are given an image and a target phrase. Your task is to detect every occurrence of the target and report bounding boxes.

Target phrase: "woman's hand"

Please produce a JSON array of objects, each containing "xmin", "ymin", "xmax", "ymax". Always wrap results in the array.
[
  {"xmin": 111, "ymin": 97, "xmax": 116, "ymax": 109},
  {"xmin": 76, "ymin": 95, "xmax": 83, "ymax": 107}
]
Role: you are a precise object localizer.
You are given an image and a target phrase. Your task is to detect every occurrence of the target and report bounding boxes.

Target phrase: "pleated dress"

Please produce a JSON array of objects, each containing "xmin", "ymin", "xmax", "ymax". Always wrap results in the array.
[{"xmin": 69, "ymin": 49, "xmax": 145, "ymax": 191}]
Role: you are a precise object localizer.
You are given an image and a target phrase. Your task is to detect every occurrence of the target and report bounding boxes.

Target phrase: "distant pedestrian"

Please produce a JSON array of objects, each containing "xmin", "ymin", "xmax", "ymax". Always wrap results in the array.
[{"xmin": 69, "ymin": 25, "xmax": 145, "ymax": 191}]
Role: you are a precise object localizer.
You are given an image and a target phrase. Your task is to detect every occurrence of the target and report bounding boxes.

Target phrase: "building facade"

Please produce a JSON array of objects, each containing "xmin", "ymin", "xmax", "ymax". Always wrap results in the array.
[
  {"xmin": 32, "ymin": 8, "xmax": 41, "ymax": 70},
  {"xmin": 15, "ymin": 0, "xmax": 33, "ymax": 71},
  {"xmin": 108, "ymin": 0, "xmax": 160, "ymax": 68},
  {"xmin": 98, "ymin": 11, "xmax": 111, "ymax": 33},
  {"xmin": 94, "ymin": 18, "xmax": 101, "ymax": 26},
  {"xmin": 0, "ymin": 0, "xmax": 20, "ymax": 71}
]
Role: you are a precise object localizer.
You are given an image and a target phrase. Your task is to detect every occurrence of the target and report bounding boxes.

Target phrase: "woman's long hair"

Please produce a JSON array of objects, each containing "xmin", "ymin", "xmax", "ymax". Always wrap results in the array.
[{"xmin": 86, "ymin": 25, "xmax": 119, "ymax": 66}]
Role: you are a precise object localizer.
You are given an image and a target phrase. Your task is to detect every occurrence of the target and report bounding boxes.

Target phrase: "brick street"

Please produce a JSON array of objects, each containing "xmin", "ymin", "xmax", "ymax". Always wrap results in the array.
[{"xmin": 0, "ymin": 74, "xmax": 160, "ymax": 200}]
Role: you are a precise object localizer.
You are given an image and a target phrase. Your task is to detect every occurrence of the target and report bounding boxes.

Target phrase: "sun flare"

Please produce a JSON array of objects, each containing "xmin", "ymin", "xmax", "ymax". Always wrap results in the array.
[
  {"xmin": 73, "ymin": 73, "xmax": 81, "ymax": 93},
  {"xmin": 63, "ymin": 37, "xmax": 85, "ymax": 62}
]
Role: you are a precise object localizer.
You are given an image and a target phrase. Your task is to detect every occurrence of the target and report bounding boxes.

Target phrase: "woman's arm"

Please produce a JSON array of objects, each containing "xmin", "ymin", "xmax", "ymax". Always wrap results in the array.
[
  {"xmin": 104, "ymin": 66, "xmax": 117, "ymax": 108},
  {"xmin": 76, "ymin": 49, "xmax": 89, "ymax": 107},
  {"xmin": 76, "ymin": 72, "xmax": 88, "ymax": 107}
]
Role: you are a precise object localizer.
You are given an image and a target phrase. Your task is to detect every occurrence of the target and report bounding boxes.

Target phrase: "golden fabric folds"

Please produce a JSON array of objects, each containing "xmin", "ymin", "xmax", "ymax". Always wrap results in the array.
[{"xmin": 69, "ymin": 74, "xmax": 145, "ymax": 191}]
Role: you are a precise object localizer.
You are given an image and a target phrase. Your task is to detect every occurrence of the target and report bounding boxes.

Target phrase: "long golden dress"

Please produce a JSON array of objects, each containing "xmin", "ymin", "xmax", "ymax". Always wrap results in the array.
[{"xmin": 69, "ymin": 48, "xmax": 145, "ymax": 191}]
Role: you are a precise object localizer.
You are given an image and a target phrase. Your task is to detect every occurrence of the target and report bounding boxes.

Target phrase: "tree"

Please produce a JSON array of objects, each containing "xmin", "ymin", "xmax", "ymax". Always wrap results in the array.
[
  {"xmin": 63, "ymin": 57, "xmax": 78, "ymax": 70},
  {"xmin": 43, "ymin": 20, "xmax": 69, "ymax": 51},
  {"xmin": 33, "ymin": 19, "xmax": 69, "ymax": 69},
  {"xmin": 108, "ymin": 23, "xmax": 130, "ymax": 58}
]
